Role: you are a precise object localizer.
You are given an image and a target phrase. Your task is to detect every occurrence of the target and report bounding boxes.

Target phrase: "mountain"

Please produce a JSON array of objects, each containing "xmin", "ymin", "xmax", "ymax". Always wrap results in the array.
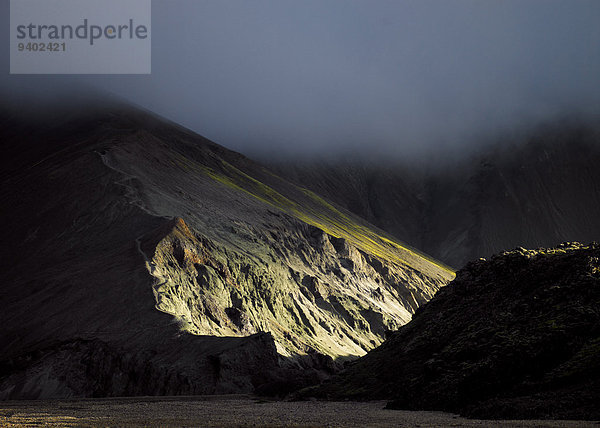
[
  {"xmin": 0, "ymin": 105, "xmax": 453, "ymax": 399},
  {"xmin": 311, "ymin": 242, "xmax": 600, "ymax": 420},
  {"xmin": 271, "ymin": 120, "xmax": 600, "ymax": 269}
]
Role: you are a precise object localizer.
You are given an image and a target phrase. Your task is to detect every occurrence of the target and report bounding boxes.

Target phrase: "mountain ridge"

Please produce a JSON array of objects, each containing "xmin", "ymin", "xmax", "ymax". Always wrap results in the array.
[{"xmin": 0, "ymin": 104, "xmax": 452, "ymax": 399}]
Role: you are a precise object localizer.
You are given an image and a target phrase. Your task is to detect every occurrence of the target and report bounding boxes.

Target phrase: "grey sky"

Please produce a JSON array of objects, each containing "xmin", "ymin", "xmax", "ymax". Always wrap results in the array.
[{"xmin": 1, "ymin": 0, "xmax": 599, "ymax": 159}]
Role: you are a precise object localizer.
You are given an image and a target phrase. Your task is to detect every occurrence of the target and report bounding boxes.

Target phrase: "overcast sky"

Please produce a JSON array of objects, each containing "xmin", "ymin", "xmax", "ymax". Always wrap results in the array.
[{"xmin": 1, "ymin": 0, "xmax": 599, "ymax": 159}]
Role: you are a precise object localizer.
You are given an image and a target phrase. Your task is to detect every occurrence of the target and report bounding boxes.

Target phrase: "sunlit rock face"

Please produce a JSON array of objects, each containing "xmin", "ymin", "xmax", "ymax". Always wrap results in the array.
[
  {"xmin": 314, "ymin": 242, "xmax": 600, "ymax": 420},
  {"xmin": 0, "ymin": 105, "xmax": 453, "ymax": 399},
  {"xmin": 143, "ymin": 216, "xmax": 442, "ymax": 361}
]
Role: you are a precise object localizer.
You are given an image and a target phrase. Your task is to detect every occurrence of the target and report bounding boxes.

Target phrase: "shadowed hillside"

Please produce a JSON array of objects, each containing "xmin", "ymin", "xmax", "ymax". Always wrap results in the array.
[{"xmin": 272, "ymin": 121, "xmax": 600, "ymax": 269}]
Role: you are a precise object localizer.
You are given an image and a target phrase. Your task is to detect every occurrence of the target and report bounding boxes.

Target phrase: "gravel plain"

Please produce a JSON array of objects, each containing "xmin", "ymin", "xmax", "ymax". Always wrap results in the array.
[{"xmin": 0, "ymin": 395, "xmax": 597, "ymax": 427}]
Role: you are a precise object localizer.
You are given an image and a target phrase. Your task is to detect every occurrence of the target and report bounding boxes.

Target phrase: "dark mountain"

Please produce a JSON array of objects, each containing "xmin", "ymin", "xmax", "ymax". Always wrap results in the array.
[
  {"xmin": 271, "ymin": 121, "xmax": 600, "ymax": 269},
  {"xmin": 0, "ymin": 105, "xmax": 453, "ymax": 399},
  {"xmin": 311, "ymin": 242, "xmax": 600, "ymax": 420}
]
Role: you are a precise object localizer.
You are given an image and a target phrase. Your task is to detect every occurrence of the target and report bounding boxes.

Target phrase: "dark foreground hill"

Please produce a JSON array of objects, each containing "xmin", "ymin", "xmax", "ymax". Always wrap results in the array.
[
  {"xmin": 312, "ymin": 242, "xmax": 600, "ymax": 420},
  {"xmin": 0, "ymin": 104, "xmax": 452, "ymax": 399}
]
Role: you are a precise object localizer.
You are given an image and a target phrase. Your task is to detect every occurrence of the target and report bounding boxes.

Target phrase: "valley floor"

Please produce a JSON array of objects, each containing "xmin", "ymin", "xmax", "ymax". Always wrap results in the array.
[{"xmin": 0, "ymin": 396, "xmax": 595, "ymax": 427}]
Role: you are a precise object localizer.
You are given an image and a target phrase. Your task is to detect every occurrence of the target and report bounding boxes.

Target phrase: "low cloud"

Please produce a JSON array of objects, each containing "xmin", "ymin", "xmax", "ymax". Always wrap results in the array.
[{"xmin": 2, "ymin": 0, "xmax": 599, "ymax": 160}]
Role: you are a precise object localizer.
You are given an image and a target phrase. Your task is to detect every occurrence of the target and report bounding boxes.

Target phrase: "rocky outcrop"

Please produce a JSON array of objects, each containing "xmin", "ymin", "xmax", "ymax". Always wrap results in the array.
[{"xmin": 313, "ymin": 242, "xmax": 600, "ymax": 420}]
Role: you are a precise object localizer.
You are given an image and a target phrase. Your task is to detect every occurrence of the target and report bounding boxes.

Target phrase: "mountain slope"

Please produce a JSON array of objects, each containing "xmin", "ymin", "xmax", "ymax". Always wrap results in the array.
[
  {"xmin": 0, "ymin": 105, "xmax": 453, "ymax": 399},
  {"xmin": 271, "ymin": 121, "xmax": 600, "ymax": 268},
  {"xmin": 312, "ymin": 242, "xmax": 600, "ymax": 420}
]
